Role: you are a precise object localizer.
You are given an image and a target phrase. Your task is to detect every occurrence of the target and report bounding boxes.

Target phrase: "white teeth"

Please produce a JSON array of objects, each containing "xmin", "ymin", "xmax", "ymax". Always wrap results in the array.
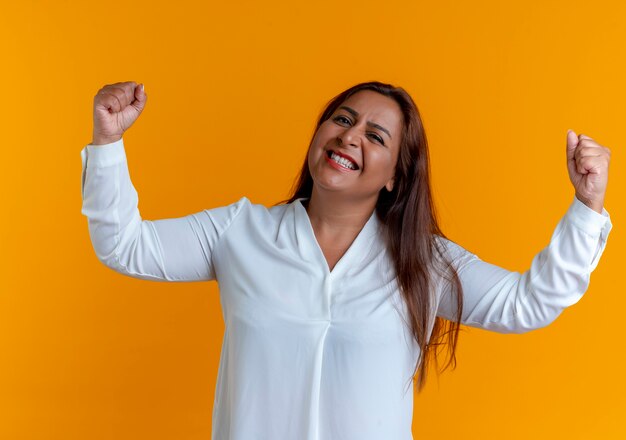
[{"xmin": 330, "ymin": 152, "xmax": 357, "ymax": 170}]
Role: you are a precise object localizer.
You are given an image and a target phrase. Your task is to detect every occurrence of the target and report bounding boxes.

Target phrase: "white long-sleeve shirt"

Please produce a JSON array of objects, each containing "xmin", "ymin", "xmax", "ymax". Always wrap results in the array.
[{"xmin": 80, "ymin": 138, "xmax": 613, "ymax": 440}]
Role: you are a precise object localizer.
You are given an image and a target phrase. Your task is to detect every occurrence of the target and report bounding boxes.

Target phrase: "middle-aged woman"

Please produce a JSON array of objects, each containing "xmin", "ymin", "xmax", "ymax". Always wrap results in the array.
[{"xmin": 80, "ymin": 80, "xmax": 613, "ymax": 439}]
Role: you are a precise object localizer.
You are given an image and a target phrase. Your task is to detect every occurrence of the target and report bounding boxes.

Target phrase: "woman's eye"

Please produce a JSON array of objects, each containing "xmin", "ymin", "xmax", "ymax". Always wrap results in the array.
[
  {"xmin": 368, "ymin": 133, "xmax": 385, "ymax": 145},
  {"xmin": 334, "ymin": 115, "xmax": 350, "ymax": 125}
]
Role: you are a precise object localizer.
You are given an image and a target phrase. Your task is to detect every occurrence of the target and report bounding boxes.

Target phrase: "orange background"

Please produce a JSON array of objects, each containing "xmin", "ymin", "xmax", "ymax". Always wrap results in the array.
[{"xmin": 1, "ymin": 0, "xmax": 624, "ymax": 438}]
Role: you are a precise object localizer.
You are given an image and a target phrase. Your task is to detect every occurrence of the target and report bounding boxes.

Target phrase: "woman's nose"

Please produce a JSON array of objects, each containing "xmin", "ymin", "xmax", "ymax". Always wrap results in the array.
[{"xmin": 338, "ymin": 125, "xmax": 361, "ymax": 147}]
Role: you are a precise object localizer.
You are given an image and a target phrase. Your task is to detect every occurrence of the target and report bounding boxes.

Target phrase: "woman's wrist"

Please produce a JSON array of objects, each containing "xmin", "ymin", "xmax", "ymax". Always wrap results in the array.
[
  {"xmin": 91, "ymin": 135, "xmax": 122, "ymax": 146},
  {"xmin": 575, "ymin": 192, "xmax": 604, "ymax": 214}
]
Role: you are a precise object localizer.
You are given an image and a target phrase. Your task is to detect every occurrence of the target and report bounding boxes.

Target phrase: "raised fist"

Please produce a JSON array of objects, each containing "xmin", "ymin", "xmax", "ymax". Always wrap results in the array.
[
  {"xmin": 92, "ymin": 81, "xmax": 147, "ymax": 145},
  {"xmin": 566, "ymin": 129, "xmax": 611, "ymax": 213}
]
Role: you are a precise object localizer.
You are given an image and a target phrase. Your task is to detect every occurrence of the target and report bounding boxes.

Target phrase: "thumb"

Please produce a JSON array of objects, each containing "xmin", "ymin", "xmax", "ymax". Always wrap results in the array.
[
  {"xmin": 566, "ymin": 128, "xmax": 578, "ymax": 161},
  {"xmin": 129, "ymin": 83, "xmax": 147, "ymax": 114}
]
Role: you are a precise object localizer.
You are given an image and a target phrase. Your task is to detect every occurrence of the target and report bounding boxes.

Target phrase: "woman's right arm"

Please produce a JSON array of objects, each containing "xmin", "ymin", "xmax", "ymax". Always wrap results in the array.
[
  {"xmin": 82, "ymin": 81, "xmax": 246, "ymax": 282},
  {"xmin": 80, "ymin": 137, "xmax": 246, "ymax": 281}
]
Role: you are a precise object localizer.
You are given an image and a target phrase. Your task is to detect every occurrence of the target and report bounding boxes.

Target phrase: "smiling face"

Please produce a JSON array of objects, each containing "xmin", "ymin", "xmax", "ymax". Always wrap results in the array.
[{"xmin": 307, "ymin": 90, "xmax": 403, "ymax": 201}]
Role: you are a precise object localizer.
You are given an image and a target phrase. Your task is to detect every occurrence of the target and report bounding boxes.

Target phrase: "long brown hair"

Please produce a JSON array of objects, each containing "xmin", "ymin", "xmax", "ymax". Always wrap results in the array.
[{"xmin": 275, "ymin": 81, "xmax": 464, "ymax": 393}]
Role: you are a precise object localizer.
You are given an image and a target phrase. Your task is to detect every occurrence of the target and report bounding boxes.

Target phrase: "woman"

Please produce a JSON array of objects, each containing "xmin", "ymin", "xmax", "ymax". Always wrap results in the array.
[{"xmin": 81, "ymin": 80, "xmax": 612, "ymax": 439}]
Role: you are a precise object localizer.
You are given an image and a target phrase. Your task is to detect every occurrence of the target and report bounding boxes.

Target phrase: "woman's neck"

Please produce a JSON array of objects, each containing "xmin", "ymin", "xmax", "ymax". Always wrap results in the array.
[{"xmin": 304, "ymin": 187, "xmax": 376, "ymax": 239}]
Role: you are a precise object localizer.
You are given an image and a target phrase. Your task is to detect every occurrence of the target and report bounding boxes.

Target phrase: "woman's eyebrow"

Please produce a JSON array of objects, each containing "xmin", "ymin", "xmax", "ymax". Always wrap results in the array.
[{"xmin": 338, "ymin": 106, "xmax": 392, "ymax": 140}]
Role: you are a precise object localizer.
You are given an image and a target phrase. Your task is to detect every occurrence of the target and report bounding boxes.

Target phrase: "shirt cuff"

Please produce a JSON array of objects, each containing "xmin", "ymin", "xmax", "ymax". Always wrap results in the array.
[
  {"xmin": 566, "ymin": 194, "xmax": 611, "ymax": 239},
  {"xmin": 81, "ymin": 137, "xmax": 127, "ymax": 168}
]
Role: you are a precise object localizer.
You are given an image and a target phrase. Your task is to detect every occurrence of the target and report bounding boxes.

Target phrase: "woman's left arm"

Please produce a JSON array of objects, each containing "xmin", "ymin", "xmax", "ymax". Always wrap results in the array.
[{"xmin": 436, "ymin": 130, "xmax": 613, "ymax": 333}]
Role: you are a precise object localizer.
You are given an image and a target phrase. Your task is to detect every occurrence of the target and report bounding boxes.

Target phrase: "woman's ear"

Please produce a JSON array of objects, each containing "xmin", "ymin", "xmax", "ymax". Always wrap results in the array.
[{"xmin": 385, "ymin": 177, "xmax": 394, "ymax": 192}]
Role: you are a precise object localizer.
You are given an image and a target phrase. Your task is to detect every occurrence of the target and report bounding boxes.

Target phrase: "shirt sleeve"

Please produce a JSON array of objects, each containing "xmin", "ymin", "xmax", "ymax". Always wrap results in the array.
[
  {"xmin": 435, "ymin": 196, "xmax": 613, "ymax": 333},
  {"xmin": 80, "ymin": 138, "xmax": 247, "ymax": 282}
]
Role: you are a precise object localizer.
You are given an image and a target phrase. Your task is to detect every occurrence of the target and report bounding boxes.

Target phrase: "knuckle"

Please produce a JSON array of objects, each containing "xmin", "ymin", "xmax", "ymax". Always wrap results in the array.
[
  {"xmin": 101, "ymin": 91, "xmax": 120, "ymax": 108},
  {"xmin": 95, "ymin": 90, "xmax": 109, "ymax": 102},
  {"xmin": 100, "ymin": 90, "xmax": 115, "ymax": 100},
  {"xmin": 108, "ymin": 85, "xmax": 123, "ymax": 95},
  {"xmin": 109, "ymin": 87, "xmax": 127, "ymax": 103}
]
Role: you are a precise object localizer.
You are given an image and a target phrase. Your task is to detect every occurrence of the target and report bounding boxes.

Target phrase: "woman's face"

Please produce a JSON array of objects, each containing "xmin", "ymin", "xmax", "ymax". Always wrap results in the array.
[{"xmin": 307, "ymin": 90, "xmax": 403, "ymax": 201}]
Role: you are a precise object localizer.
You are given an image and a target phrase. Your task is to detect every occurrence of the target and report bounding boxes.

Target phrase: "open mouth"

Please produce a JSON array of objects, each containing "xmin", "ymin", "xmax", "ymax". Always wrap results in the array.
[{"xmin": 326, "ymin": 150, "xmax": 359, "ymax": 170}]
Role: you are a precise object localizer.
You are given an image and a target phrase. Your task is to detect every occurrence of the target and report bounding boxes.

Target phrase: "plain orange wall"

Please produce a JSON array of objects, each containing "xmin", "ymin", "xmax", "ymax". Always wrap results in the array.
[{"xmin": 1, "ymin": 1, "xmax": 624, "ymax": 438}]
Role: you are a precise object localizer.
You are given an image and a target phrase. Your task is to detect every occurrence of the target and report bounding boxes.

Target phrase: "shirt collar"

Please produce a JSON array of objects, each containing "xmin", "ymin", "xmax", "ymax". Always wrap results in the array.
[{"xmin": 292, "ymin": 197, "xmax": 381, "ymax": 277}]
